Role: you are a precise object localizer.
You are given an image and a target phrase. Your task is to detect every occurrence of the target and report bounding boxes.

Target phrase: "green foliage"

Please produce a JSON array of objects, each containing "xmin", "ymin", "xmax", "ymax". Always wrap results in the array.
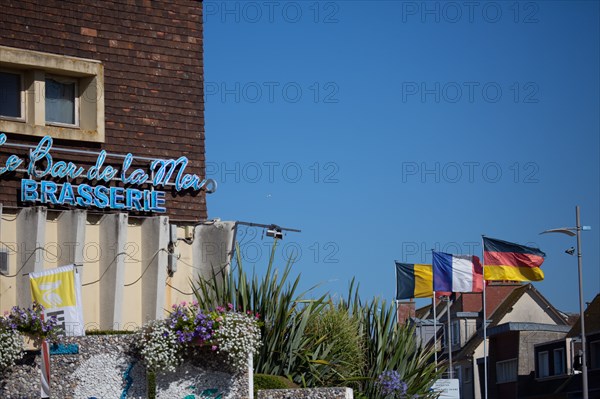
[
  {"xmin": 192, "ymin": 241, "xmax": 340, "ymax": 387},
  {"xmin": 147, "ymin": 370, "xmax": 156, "ymax": 399},
  {"xmin": 341, "ymin": 280, "xmax": 444, "ymax": 398},
  {"xmin": 191, "ymin": 241, "xmax": 442, "ymax": 397},
  {"xmin": 84, "ymin": 330, "xmax": 134, "ymax": 335},
  {"xmin": 253, "ymin": 374, "xmax": 298, "ymax": 395},
  {"xmin": 0, "ymin": 302, "xmax": 63, "ymax": 346},
  {"xmin": 304, "ymin": 302, "xmax": 366, "ymax": 387}
]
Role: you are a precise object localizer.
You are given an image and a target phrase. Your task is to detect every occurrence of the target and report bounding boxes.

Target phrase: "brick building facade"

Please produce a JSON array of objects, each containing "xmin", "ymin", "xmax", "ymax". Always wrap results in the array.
[
  {"xmin": 0, "ymin": 1, "xmax": 236, "ymax": 330},
  {"xmin": 1, "ymin": 0, "xmax": 207, "ymax": 221}
]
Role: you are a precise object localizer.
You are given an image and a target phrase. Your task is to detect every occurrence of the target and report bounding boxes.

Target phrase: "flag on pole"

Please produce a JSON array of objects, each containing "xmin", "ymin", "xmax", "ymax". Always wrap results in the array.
[
  {"xmin": 483, "ymin": 237, "xmax": 545, "ymax": 281},
  {"xmin": 30, "ymin": 264, "xmax": 85, "ymax": 336},
  {"xmin": 395, "ymin": 262, "xmax": 433, "ymax": 299},
  {"xmin": 40, "ymin": 339, "xmax": 50, "ymax": 398},
  {"xmin": 432, "ymin": 251, "xmax": 484, "ymax": 293}
]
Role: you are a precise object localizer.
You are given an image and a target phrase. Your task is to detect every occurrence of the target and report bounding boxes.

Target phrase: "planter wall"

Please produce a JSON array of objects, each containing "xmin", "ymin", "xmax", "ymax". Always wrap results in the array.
[
  {"xmin": 257, "ymin": 388, "xmax": 354, "ymax": 399},
  {"xmin": 0, "ymin": 335, "xmax": 249, "ymax": 399}
]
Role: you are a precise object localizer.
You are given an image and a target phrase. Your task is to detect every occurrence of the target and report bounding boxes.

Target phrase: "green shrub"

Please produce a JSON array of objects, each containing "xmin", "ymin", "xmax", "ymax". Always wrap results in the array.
[
  {"xmin": 254, "ymin": 374, "xmax": 298, "ymax": 395},
  {"xmin": 84, "ymin": 330, "xmax": 134, "ymax": 335},
  {"xmin": 304, "ymin": 302, "xmax": 365, "ymax": 387},
  {"xmin": 191, "ymin": 241, "xmax": 337, "ymax": 387},
  {"xmin": 340, "ymin": 284, "xmax": 443, "ymax": 398},
  {"xmin": 192, "ymin": 242, "xmax": 442, "ymax": 396}
]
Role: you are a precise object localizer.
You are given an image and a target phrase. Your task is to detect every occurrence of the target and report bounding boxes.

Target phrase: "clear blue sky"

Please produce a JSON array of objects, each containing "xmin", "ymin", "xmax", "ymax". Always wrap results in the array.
[{"xmin": 203, "ymin": 1, "xmax": 599, "ymax": 313}]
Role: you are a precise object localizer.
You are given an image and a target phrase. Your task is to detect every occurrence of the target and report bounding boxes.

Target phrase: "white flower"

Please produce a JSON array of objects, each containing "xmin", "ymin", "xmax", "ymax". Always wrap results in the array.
[
  {"xmin": 0, "ymin": 328, "xmax": 23, "ymax": 371},
  {"xmin": 213, "ymin": 312, "xmax": 261, "ymax": 370},
  {"xmin": 134, "ymin": 320, "xmax": 182, "ymax": 372}
]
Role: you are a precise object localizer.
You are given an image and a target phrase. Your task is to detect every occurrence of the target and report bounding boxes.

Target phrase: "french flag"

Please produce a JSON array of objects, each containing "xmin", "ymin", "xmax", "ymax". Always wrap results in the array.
[{"xmin": 432, "ymin": 251, "xmax": 484, "ymax": 293}]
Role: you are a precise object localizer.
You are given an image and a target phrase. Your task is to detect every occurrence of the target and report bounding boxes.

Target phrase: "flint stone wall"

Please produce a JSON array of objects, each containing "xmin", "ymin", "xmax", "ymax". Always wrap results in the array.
[
  {"xmin": 0, "ymin": 334, "xmax": 248, "ymax": 399},
  {"xmin": 257, "ymin": 388, "xmax": 354, "ymax": 399}
]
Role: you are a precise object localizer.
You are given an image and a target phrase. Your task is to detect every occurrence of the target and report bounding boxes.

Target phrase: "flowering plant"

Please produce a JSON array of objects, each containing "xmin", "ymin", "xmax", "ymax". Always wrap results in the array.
[
  {"xmin": 0, "ymin": 302, "xmax": 63, "ymax": 346},
  {"xmin": 134, "ymin": 302, "xmax": 261, "ymax": 372},
  {"xmin": 167, "ymin": 301, "xmax": 214, "ymax": 344},
  {"xmin": 134, "ymin": 320, "xmax": 182, "ymax": 372},
  {"xmin": 0, "ymin": 327, "xmax": 23, "ymax": 372},
  {"xmin": 211, "ymin": 307, "xmax": 262, "ymax": 369},
  {"xmin": 376, "ymin": 370, "xmax": 414, "ymax": 399},
  {"xmin": 0, "ymin": 302, "xmax": 63, "ymax": 371}
]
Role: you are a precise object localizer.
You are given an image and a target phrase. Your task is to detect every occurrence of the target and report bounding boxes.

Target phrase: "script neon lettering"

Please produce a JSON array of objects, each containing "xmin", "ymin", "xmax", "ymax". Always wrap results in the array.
[
  {"xmin": 28, "ymin": 136, "xmax": 53, "ymax": 178},
  {"xmin": 121, "ymin": 153, "xmax": 149, "ymax": 185},
  {"xmin": 87, "ymin": 151, "xmax": 117, "ymax": 182},
  {"xmin": 50, "ymin": 161, "xmax": 84, "ymax": 180}
]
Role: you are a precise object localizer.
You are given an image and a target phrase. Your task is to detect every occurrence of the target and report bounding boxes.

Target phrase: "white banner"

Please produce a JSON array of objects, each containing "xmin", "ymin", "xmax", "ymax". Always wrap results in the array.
[{"xmin": 29, "ymin": 264, "xmax": 85, "ymax": 337}]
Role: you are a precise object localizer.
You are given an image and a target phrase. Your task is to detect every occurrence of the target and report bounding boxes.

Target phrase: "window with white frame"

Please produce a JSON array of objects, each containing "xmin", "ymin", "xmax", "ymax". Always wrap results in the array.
[
  {"xmin": 553, "ymin": 348, "xmax": 565, "ymax": 375},
  {"xmin": 496, "ymin": 358, "xmax": 517, "ymax": 383},
  {"xmin": 538, "ymin": 351, "xmax": 550, "ymax": 378},
  {"xmin": 45, "ymin": 76, "xmax": 78, "ymax": 126},
  {"xmin": 0, "ymin": 45, "xmax": 104, "ymax": 143}
]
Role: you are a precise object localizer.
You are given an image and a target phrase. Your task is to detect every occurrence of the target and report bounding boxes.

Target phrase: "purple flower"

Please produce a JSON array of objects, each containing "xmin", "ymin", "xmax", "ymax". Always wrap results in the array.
[{"xmin": 377, "ymin": 370, "xmax": 408, "ymax": 398}]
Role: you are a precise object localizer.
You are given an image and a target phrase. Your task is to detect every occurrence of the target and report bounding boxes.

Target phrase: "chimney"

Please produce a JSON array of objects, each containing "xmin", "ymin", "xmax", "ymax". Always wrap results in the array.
[{"xmin": 397, "ymin": 300, "xmax": 415, "ymax": 325}]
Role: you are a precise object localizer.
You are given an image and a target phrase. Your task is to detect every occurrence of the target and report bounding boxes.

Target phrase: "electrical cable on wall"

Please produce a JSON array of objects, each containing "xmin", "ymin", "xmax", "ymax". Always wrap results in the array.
[
  {"xmin": 123, "ymin": 248, "xmax": 168, "ymax": 287},
  {"xmin": 81, "ymin": 251, "xmax": 134, "ymax": 287},
  {"xmin": 165, "ymin": 280, "xmax": 194, "ymax": 296},
  {"xmin": 0, "ymin": 242, "xmax": 59, "ymax": 278}
]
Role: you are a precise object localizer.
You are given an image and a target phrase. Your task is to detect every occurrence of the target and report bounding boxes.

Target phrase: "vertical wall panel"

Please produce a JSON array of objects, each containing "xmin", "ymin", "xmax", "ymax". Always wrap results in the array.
[
  {"xmin": 141, "ymin": 216, "xmax": 169, "ymax": 321},
  {"xmin": 99, "ymin": 213, "xmax": 128, "ymax": 330},
  {"xmin": 57, "ymin": 210, "xmax": 87, "ymax": 271},
  {"xmin": 15, "ymin": 207, "xmax": 46, "ymax": 307}
]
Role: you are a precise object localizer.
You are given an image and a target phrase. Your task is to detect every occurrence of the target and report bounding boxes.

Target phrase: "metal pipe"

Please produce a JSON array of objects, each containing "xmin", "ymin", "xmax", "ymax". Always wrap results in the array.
[
  {"xmin": 576, "ymin": 205, "xmax": 588, "ymax": 399},
  {"xmin": 447, "ymin": 296, "xmax": 453, "ymax": 378}
]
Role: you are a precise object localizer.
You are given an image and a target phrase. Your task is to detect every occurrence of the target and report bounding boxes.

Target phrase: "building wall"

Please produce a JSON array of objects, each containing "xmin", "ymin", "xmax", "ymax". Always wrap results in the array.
[
  {"xmin": 489, "ymin": 331, "xmax": 519, "ymax": 399},
  {"xmin": 520, "ymin": 331, "xmax": 567, "ymax": 377},
  {"xmin": 496, "ymin": 292, "xmax": 562, "ymax": 326},
  {"xmin": 467, "ymin": 290, "xmax": 568, "ymax": 399},
  {"xmin": 0, "ymin": 0, "xmax": 206, "ymax": 221},
  {"xmin": 0, "ymin": 206, "xmax": 236, "ymax": 328}
]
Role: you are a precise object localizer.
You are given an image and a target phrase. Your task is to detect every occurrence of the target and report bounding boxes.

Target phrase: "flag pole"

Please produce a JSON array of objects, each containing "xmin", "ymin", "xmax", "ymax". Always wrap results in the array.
[
  {"xmin": 433, "ymin": 292, "xmax": 438, "ymax": 371},
  {"xmin": 482, "ymin": 236, "xmax": 488, "ymax": 399},
  {"xmin": 446, "ymin": 295, "xmax": 453, "ymax": 379}
]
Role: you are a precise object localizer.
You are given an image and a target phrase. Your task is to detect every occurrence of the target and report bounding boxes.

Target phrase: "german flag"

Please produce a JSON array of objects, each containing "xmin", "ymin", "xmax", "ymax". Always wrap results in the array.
[
  {"xmin": 395, "ymin": 262, "xmax": 433, "ymax": 299},
  {"xmin": 483, "ymin": 237, "xmax": 545, "ymax": 281}
]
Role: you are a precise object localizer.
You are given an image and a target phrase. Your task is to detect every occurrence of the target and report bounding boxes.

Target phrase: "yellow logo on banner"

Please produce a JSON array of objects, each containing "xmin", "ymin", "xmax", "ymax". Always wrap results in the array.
[{"xmin": 30, "ymin": 270, "xmax": 76, "ymax": 308}]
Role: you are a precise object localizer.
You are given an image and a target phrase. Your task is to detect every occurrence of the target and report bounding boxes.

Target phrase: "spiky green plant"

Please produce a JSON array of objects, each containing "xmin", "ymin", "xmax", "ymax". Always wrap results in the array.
[
  {"xmin": 341, "ymin": 280, "xmax": 443, "ymax": 398},
  {"xmin": 191, "ymin": 241, "xmax": 344, "ymax": 386},
  {"xmin": 191, "ymin": 242, "xmax": 442, "ymax": 395},
  {"xmin": 304, "ymin": 301, "xmax": 366, "ymax": 387}
]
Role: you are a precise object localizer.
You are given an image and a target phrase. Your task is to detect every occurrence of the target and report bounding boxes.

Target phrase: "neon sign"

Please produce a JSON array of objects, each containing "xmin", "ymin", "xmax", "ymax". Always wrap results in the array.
[{"xmin": 0, "ymin": 133, "xmax": 216, "ymax": 213}]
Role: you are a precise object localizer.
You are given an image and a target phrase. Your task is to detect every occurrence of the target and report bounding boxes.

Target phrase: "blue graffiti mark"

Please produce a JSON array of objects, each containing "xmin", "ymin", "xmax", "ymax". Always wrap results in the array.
[
  {"xmin": 182, "ymin": 386, "xmax": 222, "ymax": 399},
  {"xmin": 120, "ymin": 362, "xmax": 136, "ymax": 399},
  {"xmin": 200, "ymin": 389, "xmax": 222, "ymax": 399},
  {"xmin": 49, "ymin": 343, "xmax": 79, "ymax": 355}
]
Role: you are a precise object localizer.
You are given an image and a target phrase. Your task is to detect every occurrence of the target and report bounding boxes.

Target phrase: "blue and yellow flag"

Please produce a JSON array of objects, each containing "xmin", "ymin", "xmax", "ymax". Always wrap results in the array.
[{"xmin": 395, "ymin": 262, "xmax": 433, "ymax": 300}]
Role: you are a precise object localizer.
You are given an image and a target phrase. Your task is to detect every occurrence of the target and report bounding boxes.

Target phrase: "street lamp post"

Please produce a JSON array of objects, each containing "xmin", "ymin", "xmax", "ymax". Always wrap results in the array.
[{"xmin": 541, "ymin": 205, "xmax": 591, "ymax": 399}]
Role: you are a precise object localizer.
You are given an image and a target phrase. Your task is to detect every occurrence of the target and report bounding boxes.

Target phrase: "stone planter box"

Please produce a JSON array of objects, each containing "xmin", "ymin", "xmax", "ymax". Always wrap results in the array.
[
  {"xmin": 0, "ymin": 334, "xmax": 249, "ymax": 399},
  {"xmin": 257, "ymin": 388, "xmax": 354, "ymax": 399}
]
